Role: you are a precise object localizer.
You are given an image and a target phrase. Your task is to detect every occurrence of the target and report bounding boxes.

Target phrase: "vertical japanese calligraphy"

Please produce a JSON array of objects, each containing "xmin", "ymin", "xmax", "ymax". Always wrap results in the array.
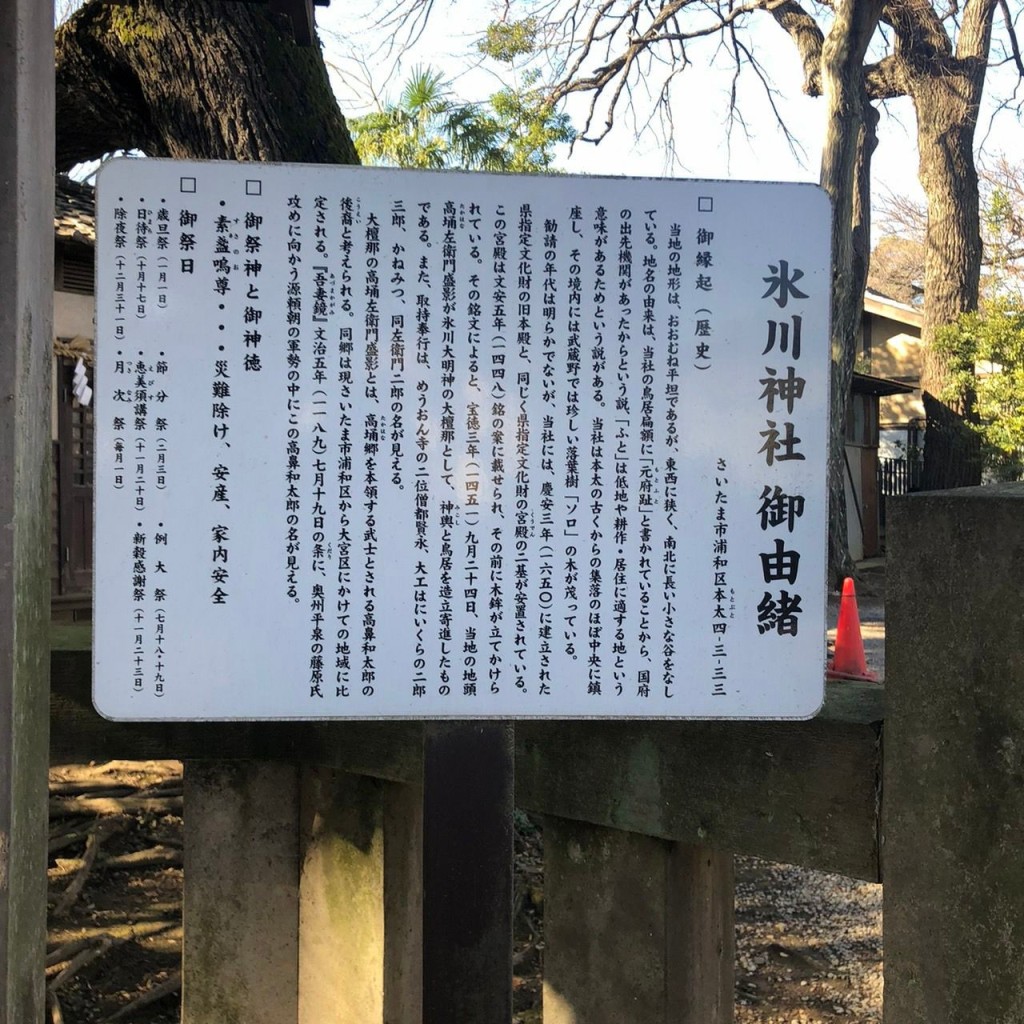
[{"xmin": 756, "ymin": 258, "xmax": 811, "ymax": 639}]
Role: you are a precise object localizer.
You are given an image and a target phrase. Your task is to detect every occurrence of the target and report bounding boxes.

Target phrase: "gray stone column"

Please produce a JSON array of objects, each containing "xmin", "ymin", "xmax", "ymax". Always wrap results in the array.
[
  {"xmin": 297, "ymin": 769, "xmax": 423, "ymax": 1024},
  {"xmin": 543, "ymin": 816, "xmax": 734, "ymax": 1024},
  {"xmin": 182, "ymin": 761, "xmax": 424, "ymax": 1024},
  {"xmin": 885, "ymin": 483, "xmax": 1024, "ymax": 1022},
  {"xmin": 298, "ymin": 767, "xmax": 387, "ymax": 1024},
  {"xmin": 182, "ymin": 761, "xmax": 300, "ymax": 1024},
  {"xmin": 0, "ymin": 2, "xmax": 53, "ymax": 1021}
]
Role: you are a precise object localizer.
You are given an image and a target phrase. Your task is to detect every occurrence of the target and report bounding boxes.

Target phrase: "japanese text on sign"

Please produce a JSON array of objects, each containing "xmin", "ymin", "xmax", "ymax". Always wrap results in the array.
[{"xmin": 93, "ymin": 160, "xmax": 830, "ymax": 720}]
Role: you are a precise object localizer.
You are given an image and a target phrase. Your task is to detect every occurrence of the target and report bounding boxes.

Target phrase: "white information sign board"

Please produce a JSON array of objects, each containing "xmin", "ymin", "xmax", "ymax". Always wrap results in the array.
[{"xmin": 93, "ymin": 158, "xmax": 830, "ymax": 720}]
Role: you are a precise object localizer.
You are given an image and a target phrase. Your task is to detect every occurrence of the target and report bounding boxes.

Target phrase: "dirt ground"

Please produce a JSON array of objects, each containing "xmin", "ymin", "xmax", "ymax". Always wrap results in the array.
[
  {"xmin": 46, "ymin": 761, "xmax": 183, "ymax": 1024},
  {"xmin": 735, "ymin": 858, "xmax": 882, "ymax": 1024}
]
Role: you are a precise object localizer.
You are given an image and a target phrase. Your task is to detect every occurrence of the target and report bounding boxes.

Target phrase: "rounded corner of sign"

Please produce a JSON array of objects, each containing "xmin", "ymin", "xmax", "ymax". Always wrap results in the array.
[
  {"xmin": 90, "ymin": 687, "xmax": 126, "ymax": 722},
  {"xmin": 794, "ymin": 684, "xmax": 827, "ymax": 721},
  {"xmin": 807, "ymin": 184, "xmax": 834, "ymax": 214},
  {"xmin": 94, "ymin": 156, "xmax": 129, "ymax": 192}
]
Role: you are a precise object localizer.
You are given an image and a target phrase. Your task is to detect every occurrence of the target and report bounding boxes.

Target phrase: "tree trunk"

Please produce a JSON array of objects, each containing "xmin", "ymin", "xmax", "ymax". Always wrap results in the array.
[
  {"xmin": 818, "ymin": 0, "xmax": 883, "ymax": 586},
  {"xmin": 913, "ymin": 76, "xmax": 989, "ymax": 414},
  {"xmin": 55, "ymin": 0, "xmax": 358, "ymax": 170},
  {"xmin": 886, "ymin": 0, "xmax": 996, "ymax": 488}
]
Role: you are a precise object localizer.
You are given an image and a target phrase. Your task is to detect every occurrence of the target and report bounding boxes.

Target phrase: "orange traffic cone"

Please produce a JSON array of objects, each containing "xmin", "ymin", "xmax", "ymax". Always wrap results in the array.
[{"xmin": 827, "ymin": 577, "xmax": 878, "ymax": 682}]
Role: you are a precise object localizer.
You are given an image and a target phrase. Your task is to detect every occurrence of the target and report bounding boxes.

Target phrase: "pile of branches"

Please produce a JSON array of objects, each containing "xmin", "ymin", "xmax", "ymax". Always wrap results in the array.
[{"xmin": 46, "ymin": 764, "xmax": 184, "ymax": 1024}]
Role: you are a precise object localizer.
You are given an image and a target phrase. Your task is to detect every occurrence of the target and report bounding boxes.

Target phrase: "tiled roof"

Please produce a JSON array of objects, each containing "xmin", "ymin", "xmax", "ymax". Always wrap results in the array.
[{"xmin": 55, "ymin": 175, "xmax": 95, "ymax": 244}]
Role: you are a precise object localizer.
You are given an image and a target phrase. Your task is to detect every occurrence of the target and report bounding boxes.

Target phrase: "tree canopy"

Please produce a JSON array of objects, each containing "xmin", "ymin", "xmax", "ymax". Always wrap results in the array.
[
  {"xmin": 935, "ymin": 298, "xmax": 1024, "ymax": 479},
  {"xmin": 347, "ymin": 18, "xmax": 574, "ymax": 172}
]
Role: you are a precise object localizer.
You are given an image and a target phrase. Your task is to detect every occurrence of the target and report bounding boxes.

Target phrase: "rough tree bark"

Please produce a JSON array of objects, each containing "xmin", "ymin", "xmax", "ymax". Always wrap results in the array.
[
  {"xmin": 869, "ymin": 0, "xmax": 997, "ymax": 487},
  {"xmin": 55, "ymin": 0, "xmax": 358, "ymax": 171},
  {"xmin": 773, "ymin": 0, "xmax": 883, "ymax": 584},
  {"xmin": 884, "ymin": 0, "xmax": 996, "ymax": 417},
  {"xmin": 820, "ymin": 3, "xmax": 883, "ymax": 585}
]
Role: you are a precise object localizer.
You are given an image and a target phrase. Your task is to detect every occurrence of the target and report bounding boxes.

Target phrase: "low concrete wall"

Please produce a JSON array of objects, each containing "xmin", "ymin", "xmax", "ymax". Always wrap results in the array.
[{"xmin": 885, "ymin": 482, "xmax": 1024, "ymax": 1022}]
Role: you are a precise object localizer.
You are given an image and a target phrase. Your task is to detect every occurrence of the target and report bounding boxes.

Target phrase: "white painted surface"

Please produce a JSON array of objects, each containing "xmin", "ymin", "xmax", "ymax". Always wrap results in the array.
[{"xmin": 94, "ymin": 159, "xmax": 829, "ymax": 719}]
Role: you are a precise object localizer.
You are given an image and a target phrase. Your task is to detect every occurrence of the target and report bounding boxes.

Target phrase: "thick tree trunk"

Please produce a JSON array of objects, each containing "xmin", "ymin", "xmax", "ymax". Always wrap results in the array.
[
  {"xmin": 818, "ymin": 0, "xmax": 883, "ymax": 586},
  {"xmin": 914, "ymin": 85, "xmax": 985, "ymax": 414},
  {"xmin": 55, "ymin": 0, "xmax": 358, "ymax": 170},
  {"xmin": 885, "ymin": 0, "xmax": 996, "ymax": 488}
]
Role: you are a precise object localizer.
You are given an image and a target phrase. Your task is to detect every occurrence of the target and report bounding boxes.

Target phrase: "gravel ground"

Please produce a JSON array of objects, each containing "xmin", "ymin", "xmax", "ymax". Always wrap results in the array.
[{"xmin": 735, "ymin": 858, "xmax": 883, "ymax": 1023}]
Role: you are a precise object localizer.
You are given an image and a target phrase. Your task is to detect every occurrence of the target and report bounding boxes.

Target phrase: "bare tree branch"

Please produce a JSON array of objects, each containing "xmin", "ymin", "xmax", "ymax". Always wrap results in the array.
[
  {"xmin": 997, "ymin": 0, "xmax": 1024, "ymax": 75},
  {"xmin": 876, "ymin": 187, "xmax": 928, "ymax": 239},
  {"xmin": 544, "ymin": 0, "xmax": 806, "ymax": 145},
  {"xmin": 877, "ymin": 157, "xmax": 1024, "ymax": 288}
]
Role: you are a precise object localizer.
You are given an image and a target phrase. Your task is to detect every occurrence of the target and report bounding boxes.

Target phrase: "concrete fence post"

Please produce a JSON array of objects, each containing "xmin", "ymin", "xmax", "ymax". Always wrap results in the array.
[
  {"xmin": 298, "ymin": 769, "xmax": 424, "ymax": 1024},
  {"xmin": 299, "ymin": 767, "xmax": 385, "ymax": 1024},
  {"xmin": 542, "ymin": 816, "xmax": 734, "ymax": 1024},
  {"xmin": 182, "ymin": 761, "xmax": 301, "ymax": 1024},
  {"xmin": 0, "ymin": 3, "xmax": 53, "ymax": 1020},
  {"xmin": 885, "ymin": 483, "xmax": 1024, "ymax": 1022},
  {"xmin": 183, "ymin": 761, "xmax": 424, "ymax": 1024}
]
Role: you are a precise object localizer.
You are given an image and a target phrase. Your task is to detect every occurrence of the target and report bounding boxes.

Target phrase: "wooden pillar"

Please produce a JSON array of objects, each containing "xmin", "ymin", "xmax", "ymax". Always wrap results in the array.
[
  {"xmin": 422, "ymin": 722, "xmax": 513, "ymax": 1023},
  {"xmin": 182, "ymin": 761, "xmax": 300, "ymax": 1024},
  {"xmin": 543, "ymin": 817, "xmax": 734, "ymax": 1024},
  {"xmin": 0, "ymin": 2, "xmax": 53, "ymax": 1021},
  {"xmin": 382, "ymin": 779, "xmax": 423, "ymax": 1024},
  {"xmin": 885, "ymin": 484, "xmax": 1024, "ymax": 1021}
]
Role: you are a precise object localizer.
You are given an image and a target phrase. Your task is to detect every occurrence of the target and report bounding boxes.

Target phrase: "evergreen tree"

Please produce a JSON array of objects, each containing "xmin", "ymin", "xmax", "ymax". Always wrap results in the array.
[{"xmin": 350, "ymin": 21, "xmax": 573, "ymax": 173}]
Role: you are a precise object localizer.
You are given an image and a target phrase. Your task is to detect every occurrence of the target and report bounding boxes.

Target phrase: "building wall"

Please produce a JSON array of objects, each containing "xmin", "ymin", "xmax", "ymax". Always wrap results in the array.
[
  {"xmin": 53, "ymin": 243, "xmax": 96, "ymax": 601},
  {"xmin": 54, "ymin": 289, "xmax": 94, "ymax": 440},
  {"xmin": 54, "ymin": 290, "xmax": 93, "ymax": 340},
  {"xmin": 862, "ymin": 308, "xmax": 924, "ymax": 430}
]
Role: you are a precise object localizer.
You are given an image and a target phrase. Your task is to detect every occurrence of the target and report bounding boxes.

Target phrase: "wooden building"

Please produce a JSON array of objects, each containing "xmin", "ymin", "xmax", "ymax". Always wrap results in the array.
[
  {"xmin": 845, "ymin": 371, "xmax": 915, "ymax": 561},
  {"xmin": 52, "ymin": 176, "xmax": 96, "ymax": 615}
]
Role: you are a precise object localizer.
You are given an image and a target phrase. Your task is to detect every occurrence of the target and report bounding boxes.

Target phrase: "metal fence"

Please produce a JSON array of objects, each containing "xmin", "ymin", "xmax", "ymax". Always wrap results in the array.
[
  {"xmin": 879, "ymin": 456, "xmax": 924, "ymax": 498},
  {"xmin": 878, "ymin": 456, "xmax": 923, "ymax": 531}
]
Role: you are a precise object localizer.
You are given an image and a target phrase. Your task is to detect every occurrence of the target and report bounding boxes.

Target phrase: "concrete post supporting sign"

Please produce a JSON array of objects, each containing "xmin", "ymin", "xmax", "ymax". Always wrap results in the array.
[
  {"xmin": 543, "ymin": 816, "xmax": 734, "ymax": 1024},
  {"xmin": 299, "ymin": 768, "xmax": 389, "ymax": 1023},
  {"xmin": 185, "ymin": 761, "xmax": 424, "ymax": 1024},
  {"xmin": 885, "ymin": 483, "xmax": 1024, "ymax": 1021},
  {"xmin": 381, "ymin": 780, "xmax": 424, "ymax": 1024},
  {"xmin": 298, "ymin": 770, "xmax": 423, "ymax": 1023},
  {"xmin": 0, "ymin": 2, "xmax": 53, "ymax": 1021},
  {"xmin": 182, "ymin": 762, "xmax": 301, "ymax": 1024}
]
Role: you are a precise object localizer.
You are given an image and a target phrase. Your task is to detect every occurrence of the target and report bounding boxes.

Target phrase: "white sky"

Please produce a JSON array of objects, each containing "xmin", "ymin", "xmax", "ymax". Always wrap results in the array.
[{"xmin": 319, "ymin": 0, "xmax": 1024, "ymax": 229}]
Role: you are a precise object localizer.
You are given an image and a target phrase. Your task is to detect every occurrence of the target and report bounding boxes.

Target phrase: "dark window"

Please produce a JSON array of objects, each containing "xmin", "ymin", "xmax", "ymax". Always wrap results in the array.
[
  {"xmin": 54, "ymin": 356, "xmax": 94, "ymax": 596},
  {"xmin": 55, "ymin": 244, "xmax": 95, "ymax": 295}
]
